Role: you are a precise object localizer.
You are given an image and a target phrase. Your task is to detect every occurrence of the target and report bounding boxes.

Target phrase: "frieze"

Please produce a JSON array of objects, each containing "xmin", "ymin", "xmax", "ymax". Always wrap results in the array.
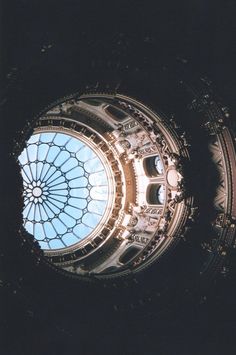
[
  {"xmin": 138, "ymin": 145, "xmax": 158, "ymax": 156},
  {"xmin": 128, "ymin": 234, "xmax": 149, "ymax": 245}
]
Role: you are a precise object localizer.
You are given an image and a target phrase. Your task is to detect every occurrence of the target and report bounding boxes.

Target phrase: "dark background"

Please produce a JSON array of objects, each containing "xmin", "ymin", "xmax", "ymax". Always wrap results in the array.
[{"xmin": 1, "ymin": 1, "xmax": 236, "ymax": 354}]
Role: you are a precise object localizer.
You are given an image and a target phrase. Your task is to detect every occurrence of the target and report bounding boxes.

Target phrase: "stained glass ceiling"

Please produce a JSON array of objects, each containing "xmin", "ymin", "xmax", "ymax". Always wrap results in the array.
[{"xmin": 18, "ymin": 131, "xmax": 109, "ymax": 250}]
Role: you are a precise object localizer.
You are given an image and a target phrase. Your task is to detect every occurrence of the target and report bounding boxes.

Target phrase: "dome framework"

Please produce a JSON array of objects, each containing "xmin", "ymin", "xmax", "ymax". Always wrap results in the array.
[
  {"xmin": 6, "ymin": 55, "xmax": 235, "ymax": 319},
  {"xmin": 17, "ymin": 93, "xmax": 196, "ymax": 278}
]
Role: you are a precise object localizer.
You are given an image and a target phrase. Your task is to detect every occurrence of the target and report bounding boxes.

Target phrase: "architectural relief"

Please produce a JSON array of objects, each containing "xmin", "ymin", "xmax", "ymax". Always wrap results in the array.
[{"xmin": 15, "ymin": 90, "xmax": 235, "ymax": 280}]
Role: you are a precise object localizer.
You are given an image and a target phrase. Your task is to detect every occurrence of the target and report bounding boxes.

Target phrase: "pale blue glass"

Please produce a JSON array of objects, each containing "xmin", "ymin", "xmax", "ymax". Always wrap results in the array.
[{"xmin": 18, "ymin": 132, "xmax": 109, "ymax": 250}]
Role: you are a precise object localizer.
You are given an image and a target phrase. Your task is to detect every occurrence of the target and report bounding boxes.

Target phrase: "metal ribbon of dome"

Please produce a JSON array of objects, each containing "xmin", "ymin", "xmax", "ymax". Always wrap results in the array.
[{"xmin": 19, "ymin": 132, "xmax": 109, "ymax": 250}]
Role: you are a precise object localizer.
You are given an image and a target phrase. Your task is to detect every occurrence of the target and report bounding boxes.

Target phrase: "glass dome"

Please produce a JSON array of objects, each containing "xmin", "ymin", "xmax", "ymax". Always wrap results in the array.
[{"xmin": 18, "ymin": 131, "xmax": 109, "ymax": 250}]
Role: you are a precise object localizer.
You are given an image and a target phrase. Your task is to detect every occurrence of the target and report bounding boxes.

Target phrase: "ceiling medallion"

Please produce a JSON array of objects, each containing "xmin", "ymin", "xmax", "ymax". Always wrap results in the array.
[{"xmin": 18, "ymin": 93, "xmax": 194, "ymax": 278}]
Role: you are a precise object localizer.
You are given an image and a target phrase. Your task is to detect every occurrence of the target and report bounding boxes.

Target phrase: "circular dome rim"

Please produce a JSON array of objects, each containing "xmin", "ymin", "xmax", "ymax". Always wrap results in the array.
[{"xmin": 19, "ymin": 126, "xmax": 117, "ymax": 254}]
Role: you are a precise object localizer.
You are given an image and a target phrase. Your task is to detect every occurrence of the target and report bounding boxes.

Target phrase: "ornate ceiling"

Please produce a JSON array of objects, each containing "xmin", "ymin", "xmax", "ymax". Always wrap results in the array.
[{"xmin": 13, "ymin": 84, "xmax": 236, "ymax": 284}]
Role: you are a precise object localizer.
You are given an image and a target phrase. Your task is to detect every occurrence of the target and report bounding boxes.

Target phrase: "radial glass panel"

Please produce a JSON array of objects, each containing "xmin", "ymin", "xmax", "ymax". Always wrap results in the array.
[{"xmin": 18, "ymin": 132, "xmax": 109, "ymax": 250}]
